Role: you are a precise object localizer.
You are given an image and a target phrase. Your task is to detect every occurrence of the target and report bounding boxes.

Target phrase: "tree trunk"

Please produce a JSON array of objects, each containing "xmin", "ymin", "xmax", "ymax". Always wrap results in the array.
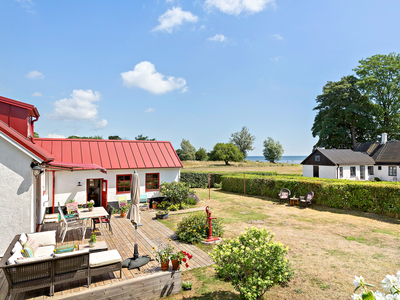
[
  {"xmin": 225, "ymin": 161, "xmax": 229, "ymax": 165},
  {"xmin": 350, "ymin": 125, "xmax": 356, "ymax": 148}
]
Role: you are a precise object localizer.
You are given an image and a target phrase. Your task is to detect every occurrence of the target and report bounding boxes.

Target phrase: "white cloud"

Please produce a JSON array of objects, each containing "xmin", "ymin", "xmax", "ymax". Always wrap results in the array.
[
  {"xmin": 26, "ymin": 70, "xmax": 44, "ymax": 80},
  {"xmin": 144, "ymin": 108, "xmax": 155, "ymax": 113},
  {"xmin": 121, "ymin": 61, "xmax": 187, "ymax": 94},
  {"xmin": 205, "ymin": 0, "xmax": 276, "ymax": 15},
  {"xmin": 207, "ymin": 34, "xmax": 227, "ymax": 42},
  {"xmin": 271, "ymin": 33, "xmax": 283, "ymax": 41},
  {"xmin": 14, "ymin": 0, "xmax": 35, "ymax": 13},
  {"xmin": 31, "ymin": 92, "xmax": 42, "ymax": 97},
  {"xmin": 200, "ymin": 25, "xmax": 206, "ymax": 30},
  {"xmin": 47, "ymin": 133, "xmax": 65, "ymax": 138},
  {"xmin": 270, "ymin": 56, "xmax": 282, "ymax": 62},
  {"xmin": 50, "ymin": 89, "xmax": 108, "ymax": 129},
  {"xmin": 152, "ymin": 7, "xmax": 198, "ymax": 33},
  {"xmin": 166, "ymin": 0, "xmax": 173, "ymax": 2}
]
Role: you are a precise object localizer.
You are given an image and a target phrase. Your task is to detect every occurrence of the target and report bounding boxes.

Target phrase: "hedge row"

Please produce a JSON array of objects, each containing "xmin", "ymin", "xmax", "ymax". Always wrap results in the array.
[
  {"xmin": 221, "ymin": 174, "xmax": 400, "ymax": 217},
  {"xmin": 180, "ymin": 171, "xmax": 278, "ymax": 188}
]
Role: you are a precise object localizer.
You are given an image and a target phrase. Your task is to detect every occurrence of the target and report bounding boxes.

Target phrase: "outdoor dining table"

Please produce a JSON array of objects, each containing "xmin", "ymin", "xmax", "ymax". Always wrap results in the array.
[{"xmin": 78, "ymin": 206, "xmax": 109, "ymax": 240}]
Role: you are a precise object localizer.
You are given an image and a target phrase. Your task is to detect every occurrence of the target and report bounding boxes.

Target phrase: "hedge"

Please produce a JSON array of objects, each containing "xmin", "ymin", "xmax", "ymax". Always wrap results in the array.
[{"xmin": 221, "ymin": 174, "xmax": 400, "ymax": 217}]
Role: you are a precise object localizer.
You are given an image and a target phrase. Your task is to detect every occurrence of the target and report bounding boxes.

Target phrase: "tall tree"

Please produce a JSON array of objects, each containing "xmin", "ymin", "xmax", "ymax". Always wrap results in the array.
[
  {"xmin": 263, "ymin": 137, "xmax": 283, "ymax": 163},
  {"xmin": 135, "ymin": 134, "xmax": 156, "ymax": 141},
  {"xmin": 208, "ymin": 143, "xmax": 243, "ymax": 165},
  {"xmin": 311, "ymin": 75, "xmax": 376, "ymax": 149},
  {"xmin": 67, "ymin": 135, "xmax": 103, "ymax": 139},
  {"xmin": 179, "ymin": 139, "xmax": 196, "ymax": 161},
  {"xmin": 195, "ymin": 147, "xmax": 207, "ymax": 161},
  {"xmin": 229, "ymin": 126, "xmax": 256, "ymax": 159},
  {"xmin": 108, "ymin": 135, "xmax": 122, "ymax": 140},
  {"xmin": 354, "ymin": 53, "xmax": 400, "ymax": 140}
]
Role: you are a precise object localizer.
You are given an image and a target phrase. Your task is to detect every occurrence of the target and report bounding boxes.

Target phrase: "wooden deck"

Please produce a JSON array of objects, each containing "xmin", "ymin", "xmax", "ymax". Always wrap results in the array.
[{"xmin": 1, "ymin": 210, "xmax": 213, "ymax": 300}]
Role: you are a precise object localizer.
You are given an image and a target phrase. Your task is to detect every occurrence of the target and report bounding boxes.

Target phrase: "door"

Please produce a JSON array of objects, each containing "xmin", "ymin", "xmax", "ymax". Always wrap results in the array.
[
  {"xmin": 360, "ymin": 166, "xmax": 365, "ymax": 180},
  {"xmin": 313, "ymin": 166, "xmax": 319, "ymax": 178},
  {"xmin": 101, "ymin": 179, "xmax": 108, "ymax": 208}
]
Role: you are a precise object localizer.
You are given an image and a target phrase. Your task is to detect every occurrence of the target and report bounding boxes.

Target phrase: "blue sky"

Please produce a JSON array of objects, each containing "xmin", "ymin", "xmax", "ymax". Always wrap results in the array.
[{"xmin": 1, "ymin": 0, "xmax": 400, "ymax": 156}]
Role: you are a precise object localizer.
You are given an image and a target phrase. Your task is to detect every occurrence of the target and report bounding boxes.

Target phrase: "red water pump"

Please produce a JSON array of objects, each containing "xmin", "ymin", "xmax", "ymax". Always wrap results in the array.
[{"xmin": 205, "ymin": 206, "xmax": 220, "ymax": 242}]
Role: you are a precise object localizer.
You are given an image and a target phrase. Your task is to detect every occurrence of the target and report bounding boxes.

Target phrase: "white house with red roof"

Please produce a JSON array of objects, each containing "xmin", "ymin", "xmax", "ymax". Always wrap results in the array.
[{"xmin": 0, "ymin": 96, "xmax": 182, "ymax": 255}]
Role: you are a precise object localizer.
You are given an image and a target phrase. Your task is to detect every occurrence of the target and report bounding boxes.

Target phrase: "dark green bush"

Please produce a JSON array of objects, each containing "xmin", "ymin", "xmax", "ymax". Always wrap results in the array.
[
  {"xmin": 221, "ymin": 174, "xmax": 400, "ymax": 217},
  {"xmin": 176, "ymin": 213, "xmax": 224, "ymax": 244},
  {"xmin": 157, "ymin": 201, "xmax": 170, "ymax": 210}
]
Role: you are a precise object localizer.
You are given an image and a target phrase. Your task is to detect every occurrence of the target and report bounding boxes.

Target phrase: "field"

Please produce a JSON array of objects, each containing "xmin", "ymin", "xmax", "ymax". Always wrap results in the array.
[{"xmin": 163, "ymin": 188, "xmax": 400, "ymax": 299}]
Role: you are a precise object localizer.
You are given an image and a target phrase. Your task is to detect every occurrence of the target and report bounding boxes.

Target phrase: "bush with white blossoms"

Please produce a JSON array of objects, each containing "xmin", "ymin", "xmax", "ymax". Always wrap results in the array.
[{"xmin": 352, "ymin": 272, "xmax": 400, "ymax": 299}]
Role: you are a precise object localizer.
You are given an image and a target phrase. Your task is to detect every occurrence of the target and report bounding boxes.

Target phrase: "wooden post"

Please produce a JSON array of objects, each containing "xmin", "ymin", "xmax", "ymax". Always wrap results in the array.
[
  {"xmin": 244, "ymin": 172, "xmax": 245, "ymax": 195},
  {"xmin": 52, "ymin": 170, "xmax": 55, "ymax": 213},
  {"xmin": 209, "ymin": 173, "xmax": 211, "ymax": 200}
]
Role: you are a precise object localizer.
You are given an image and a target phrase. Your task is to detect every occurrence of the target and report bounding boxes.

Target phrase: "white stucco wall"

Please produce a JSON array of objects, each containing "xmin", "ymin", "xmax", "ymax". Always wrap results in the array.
[
  {"xmin": 374, "ymin": 166, "xmax": 400, "ymax": 181},
  {"xmin": 319, "ymin": 166, "xmax": 337, "ymax": 179},
  {"xmin": 303, "ymin": 165, "xmax": 377, "ymax": 181},
  {"xmin": 45, "ymin": 168, "xmax": 181, "ymax": 208},
  {"xmin": 302, "ymin": 165, "xmax": 313, "ymax": 177},
  {"xmin": 0, "ymin": 136, "xmax": 35, "ymax": 255}
]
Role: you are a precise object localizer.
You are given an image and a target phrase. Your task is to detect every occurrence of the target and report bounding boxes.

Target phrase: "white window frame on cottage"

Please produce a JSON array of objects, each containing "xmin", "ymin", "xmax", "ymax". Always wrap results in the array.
[
  {"xmin": 388, "ymin": 166, "xmax": 397, "ymax": 176},
  {"xmin": 339, "ymin": 167, "xmax": 343, "ymax": 178},
  {"xmin": 350, "ymin": 166, "xmax": 356, "ymax": 177},
  {"xmin": 315, "ymin": 155, "xmax": 320, "ymax": 162}
]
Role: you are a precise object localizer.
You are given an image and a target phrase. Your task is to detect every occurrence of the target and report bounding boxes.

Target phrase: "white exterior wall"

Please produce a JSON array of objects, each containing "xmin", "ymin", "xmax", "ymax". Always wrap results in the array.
[
  {"xmin": 46, "ymin": 168, "xmax": 181, "ymax": 208},
  {"xmin": 303, "ymin": 164, "xmax": 377, "ymax": 181},
  {"xmin": 0, "ymin": 136, "xmax": 35, "ymax": 255},
  {"xmin": 319, "ymin": 166, "xmax": 337, "ymax": 179},
  {"xmin": 302, "ymin": 165, "xmax": 313, "ymax": 177},
  {"xmin": 374, "ymin": 166, "xmax": 400, "ymax": 182}
]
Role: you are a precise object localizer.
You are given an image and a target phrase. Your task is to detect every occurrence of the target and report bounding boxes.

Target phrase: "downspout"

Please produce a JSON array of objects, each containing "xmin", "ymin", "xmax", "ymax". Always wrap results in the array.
[
  {"xmin": 30, "ymin": 115, "xmax": 40, "ymax": 142},
  {"xmin": 336, "ymin": 165, "xmax": 340, "ymax": 179},
  {"xmin": 52, "ymin": 170, "xmax": 55, "ymax": 214}
]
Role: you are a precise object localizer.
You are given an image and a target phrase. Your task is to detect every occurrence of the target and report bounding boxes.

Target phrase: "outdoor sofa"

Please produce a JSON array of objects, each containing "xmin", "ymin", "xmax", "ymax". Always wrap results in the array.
[{"xmin": 0, "ymin": 231, "xmax": 122, "ymax": 298}]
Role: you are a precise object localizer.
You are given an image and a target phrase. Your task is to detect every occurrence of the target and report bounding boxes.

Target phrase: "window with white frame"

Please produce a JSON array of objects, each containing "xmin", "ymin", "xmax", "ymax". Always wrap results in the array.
[
  {"xmin": 368, "ymin": 166, "xmax": 374, "ymax": 175},
  {"xmin": 315, "ymin": 155, "xmax": 320, "ymax": 162},
  {"xmin": 350, "ymin": 167, "xmax": 356, "ymax": 177},
  {"xmin": 378, "ymin": 166, "xmax": 382, "ymax": 170},
  {"xmin": 339, "ymin": 167, "xmax": 343, "ymax": 178},
  {"xmin": 389, "ymin": 166, "xmax": 397, "ymax": 176}
]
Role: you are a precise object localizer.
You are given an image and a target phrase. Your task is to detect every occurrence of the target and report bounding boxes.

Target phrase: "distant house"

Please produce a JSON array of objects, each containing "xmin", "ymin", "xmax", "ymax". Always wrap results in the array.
[
  {"xmin": 302, "ymin": 134, "xmax": 400, "ymax": 181},
  {"xmin": 0, "ymin": 95, "xmax": 182, "ymax": 255}
]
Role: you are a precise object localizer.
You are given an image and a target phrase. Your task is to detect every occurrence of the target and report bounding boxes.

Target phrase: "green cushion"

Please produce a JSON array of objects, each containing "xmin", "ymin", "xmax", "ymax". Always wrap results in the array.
[{"xmin": 54, "ymin": 244, "xmax": 76, "ymax": 254}]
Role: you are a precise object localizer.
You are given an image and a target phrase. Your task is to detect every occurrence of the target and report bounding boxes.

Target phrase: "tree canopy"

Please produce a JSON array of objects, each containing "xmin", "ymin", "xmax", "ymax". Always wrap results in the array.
[
  {"xmin": 354, "ymin": 53, "xmax": 400, "ymax": 140},
  {"xmin": 263, "ymin": 137, "xmax": 283, "ymax": 163},
  {"xmin": 67, "ymin": 135, "xmax": 103, "ymax": 139},
  {"xmin": 195, "ymin": 147, "xmax": 207, "ymax": 161},
  {"xmin": 178, "ymin": 139, "xmax": 196, "ymax": 161},
  {"xmin": 108, "ymin": 135, "xmax": 122, "ymax": 140},
  {"xmin": 135, "ymin": 134, "xmax": 156, "ymax": 141},
  {"xmin": 311, "ymin": 75, "xmax": 376, "ymax": 149},
  {"xmin": 229, "ymin": 126, "xmax": 256, "ymax": 159},
  {"xmin": 208, "ymin": 143, "xmax": 243, "ymax": 165}
]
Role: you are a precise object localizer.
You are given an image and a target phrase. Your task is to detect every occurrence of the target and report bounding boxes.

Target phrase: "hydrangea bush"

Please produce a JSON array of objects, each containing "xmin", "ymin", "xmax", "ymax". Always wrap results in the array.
[
  {"xmin": 210, "ymin": 227, "xmax": 293, "ymax": 300},
  {"xmin": 352, "ymin": 272, "xmax": 400, "ymax": 299},
  {"xmin": 159, "ymin": 181, "xmax": 192, "ymax": 209}
]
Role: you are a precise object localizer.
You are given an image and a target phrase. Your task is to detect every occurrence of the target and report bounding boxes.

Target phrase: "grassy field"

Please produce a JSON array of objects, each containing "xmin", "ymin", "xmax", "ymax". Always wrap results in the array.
[
  {"xmin": 182, "ymin": 160, "xmax": 302, "ymax": 175},
  {"xmin": 163, "ymin": 188, "xmax": 400, "ymax": 299}
]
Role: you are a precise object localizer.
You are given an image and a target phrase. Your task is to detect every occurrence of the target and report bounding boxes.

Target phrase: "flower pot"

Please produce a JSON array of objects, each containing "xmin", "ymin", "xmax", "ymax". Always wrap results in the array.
[
  {"xmin": 171, "ymin": 259, "xmax": 180, "ymax": 270},
  {"xmin": 182, "ymin": 286, "xmax": 192, "ymax": 291},
  {"xmin": 88, "ymin": 207, "xmax": 93, "ymax": 212},
  {"xmin": 88, "ymin": 241, "xmax": 96, "ymax": 248},
  {"xmin": 152, "ymin": 203, "xmax": 158, "ymax": 209},
  {"xmin": 120, "ymin": 212, "xmax": 126, "ymax": 218},
  {"xmin": 156, "ymin": 212, "xmax": 169, "ymax": 219},
  {"xmin": 161, "ymin": 261, "xmax": 169, "ymax": 271}
]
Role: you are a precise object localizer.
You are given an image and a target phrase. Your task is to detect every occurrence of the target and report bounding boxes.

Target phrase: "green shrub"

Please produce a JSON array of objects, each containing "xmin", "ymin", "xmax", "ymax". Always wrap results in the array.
[
  {"xmin": 176, "ymin": 213, "xmax": 224, "ymax": 244},
  {"xmin": 168, "ymin": 204, "xmax": 179, "ymax": 211},
  {"xmin": 157, "ymin": 201, "xmax": 170, "ymax": 210},
  {"xmin": 160, "ymin": 181, "xmax": 192, "ymax": 208},
  {"xmin": 185, "ymin": 197, "xmax": 198, "ymax": 205},
  {"xmin": 214, "ymin": 182, "xmax": 222, "ymax": 188},
  {"xmin": 211, "ymin": 227, "xmax": 293, "ymax": 300}
]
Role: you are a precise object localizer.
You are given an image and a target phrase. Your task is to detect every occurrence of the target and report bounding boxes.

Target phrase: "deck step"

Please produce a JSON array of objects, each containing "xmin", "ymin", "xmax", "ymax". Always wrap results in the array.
[{"xmin": 44, "ymin": 213, "xmax": 59, "ymax": 223}]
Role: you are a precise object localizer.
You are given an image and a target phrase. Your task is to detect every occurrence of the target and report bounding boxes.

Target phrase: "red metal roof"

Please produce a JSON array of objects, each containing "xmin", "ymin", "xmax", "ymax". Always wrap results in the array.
[
  {"xmin": 47, "ymin": 161, "xmax": 107, "ymax": 173},
  {"xmin": 0, "ymin": 95, "xmax": 40, "ymax": 118},
  {"xmin": 0, "ymin": 120, "xmax": 54, "ymax": 161},
  {"xmin": 34, "ymin": 138, "xmax": 183, "ymax": 170}
]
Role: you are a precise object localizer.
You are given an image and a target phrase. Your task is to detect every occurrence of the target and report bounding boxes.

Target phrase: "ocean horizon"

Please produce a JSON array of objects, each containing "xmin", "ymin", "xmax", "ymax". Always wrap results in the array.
[{"xmin": 246, "ymin": 155, "xmax": 307, "ymax": 164}]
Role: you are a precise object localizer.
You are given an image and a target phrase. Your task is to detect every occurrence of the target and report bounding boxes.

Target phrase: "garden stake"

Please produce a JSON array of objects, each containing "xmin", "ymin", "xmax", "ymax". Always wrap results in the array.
[
  {"xmin": 209, "ymin": 173, "xmax": 211, "ymax": 199},
  {"xmin": 205, "ymin": 206, "xmax": 220, "ymax": 242},
  {"xmin": 244, "ymin": 172, "xmax": 245, "ymax": 195}
]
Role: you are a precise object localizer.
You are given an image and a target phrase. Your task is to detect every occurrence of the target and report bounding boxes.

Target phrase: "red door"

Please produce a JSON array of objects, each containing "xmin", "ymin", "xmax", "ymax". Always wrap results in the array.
[{"xmin": 101, "ymin": 179, "xmax": 108, "ymax": 208}]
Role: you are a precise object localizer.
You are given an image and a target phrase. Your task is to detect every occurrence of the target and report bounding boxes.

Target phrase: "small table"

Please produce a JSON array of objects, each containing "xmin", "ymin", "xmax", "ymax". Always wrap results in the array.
[
  {"xmin": 79, "ymin": 241, "xmax": 108, "ymax": 253},
  {"xmin": 78, "ymin": 207, "xmax": 109, "ymax": 240},
  {"xmin": 290, "ymin": 198, "xmax": 299, "ymax": 206}
]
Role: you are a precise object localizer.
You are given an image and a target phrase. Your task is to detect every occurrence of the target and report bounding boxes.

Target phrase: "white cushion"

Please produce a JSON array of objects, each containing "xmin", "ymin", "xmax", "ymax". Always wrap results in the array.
[
  {"xmin": 35, "ymin": 245, "xmax": 55, "ymax": 257},
  {"xmin": 11, "ymin": 241, "xmax": 23, "ymax": 254},
  {"xmin": 89, "ymin": 250, "xmax": 121, "ymax": 268},
  {"xmin": 54, "ymin": 249, "xmax": 89, "ymax": 258},
  {"xmin": 19, "ymin": 233, "xmax": 27, "ymax": 245},
  {"xmin": 15, "ymin": 255, "xmax": 52, "ymax": 264},
  {"xmin": 27, "ymin": 231, "xmax": 56, "ymax": 247},
  {"xmin": 7, "ymin": 251, "xmax": 23, "ymax": 265}
]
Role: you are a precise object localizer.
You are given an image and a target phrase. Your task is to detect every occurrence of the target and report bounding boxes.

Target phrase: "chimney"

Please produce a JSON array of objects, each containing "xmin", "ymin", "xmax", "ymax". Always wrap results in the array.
[{"xmin": 381, "ymin": 133, "xmax": 388, "ymax": 144}]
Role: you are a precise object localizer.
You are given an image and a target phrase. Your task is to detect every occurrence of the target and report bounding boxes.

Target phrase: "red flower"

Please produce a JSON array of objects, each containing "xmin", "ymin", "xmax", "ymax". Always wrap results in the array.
[
  {"xmin": 189, "ymin": 255, "xmax": 193, "ymax": 259},
  {"xmin": 185, "ymin": 263, "xmax": 189, "ymax": 268},
  {"xmin": 183, "ymin": 258, "xmax": 187, "ymax": 262}
]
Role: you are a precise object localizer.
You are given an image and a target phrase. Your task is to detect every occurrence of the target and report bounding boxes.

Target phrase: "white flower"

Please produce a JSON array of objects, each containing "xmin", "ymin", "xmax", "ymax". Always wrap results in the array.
[
  {"xmin": 354, "ymin": 276, "xmax": 365, "ymax": 288},
  {"xmin": 373, "ymin": 290, "xmax": 387, "ymax": 300},
  {"xmin": 351, "ymin": 293, "xmax": 363, "ymax": 300},
  {"xmin": 382, "ymin": 275, "xmax": 399, "ymax": 293}
]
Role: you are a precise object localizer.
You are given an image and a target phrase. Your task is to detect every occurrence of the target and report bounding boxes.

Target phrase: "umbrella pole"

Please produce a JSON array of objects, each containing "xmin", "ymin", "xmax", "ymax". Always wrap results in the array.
[{"xmin": 134, "ymin": 224, "xmax": 139, "ymax": 259}]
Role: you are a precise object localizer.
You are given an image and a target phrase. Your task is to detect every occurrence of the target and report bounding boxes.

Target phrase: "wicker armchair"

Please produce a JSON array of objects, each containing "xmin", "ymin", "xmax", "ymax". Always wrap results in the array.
[
  {"xmin": 278, "ymin": 188, "xmax": 291, "ymax": 204},
  {"xmin": 300, "ymin": 191, "xmax": 314, "ymax": 208}
]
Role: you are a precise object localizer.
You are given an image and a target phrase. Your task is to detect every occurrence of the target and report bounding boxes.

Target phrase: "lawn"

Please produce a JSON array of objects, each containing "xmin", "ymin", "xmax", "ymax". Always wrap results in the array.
[{"xmin": 164, "ymin": 188, "xmax": 400, "ymax": 299}]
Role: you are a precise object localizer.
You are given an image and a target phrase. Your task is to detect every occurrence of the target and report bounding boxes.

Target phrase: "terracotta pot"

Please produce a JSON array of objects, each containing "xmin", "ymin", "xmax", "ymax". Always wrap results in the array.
[
  {"xmin": 161, "ymin": 260, "xmax": 169, "ymax": 271},
  {"xmin": 120, "ymin": 212, "xmax": 126, "ymax": 218},
  {"xmin": 171, "ymin": 259, "xmax": 180, "ymax": 270},
  {"xmin": 152, "ymin": 203, "xmax": 158, "ymax": 209},
  {"xmin": 88, "ymin": 207, "xmax": 93, "ymax": 212}
]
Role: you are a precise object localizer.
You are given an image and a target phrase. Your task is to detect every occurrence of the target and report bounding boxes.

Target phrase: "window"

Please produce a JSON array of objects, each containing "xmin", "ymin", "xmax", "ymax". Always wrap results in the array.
[
  {"xmin": 146, "ymin": 173, "xmax": 159, "ymax": 191},
  {"xmin": 339, "ymin": 167, "xmax": 343, "ymax": 178},
  {"xmin": 360, "ymin": 166, "xmax": 365, "ymax": 180},
  {"xmin": 350, "ymin": 167, "xmax": 356, "ymax": 177},
  {"xmin": 389, "ymin": 166, "xmax": 397, "ymax": 176},
  {"xmin": 116, "ymin": 175, "xmax": 131, "ymax": 194},
  {"xmin": 368, "ymin": 166, "xmax": 374, "ymax": 175},
  {"xmin": 378, "ymin": 166, "xmax": 382, "ymax": 170},
  {"xmin": 315, "ymin": 155, "xmax": 320, "ymax": 162}
]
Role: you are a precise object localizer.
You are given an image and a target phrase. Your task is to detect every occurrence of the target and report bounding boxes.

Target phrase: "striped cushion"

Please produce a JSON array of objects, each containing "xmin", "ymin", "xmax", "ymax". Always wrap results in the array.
[
  {"xmin": 26, "ymin": 236, "xmax": 39, "ymax": 252},
  {"xmin": 307, "ymin": 194, "xmax": 312, "ymax": 201},
  {"xmin": 54, "ymin": 244, "xmax": 76, "ymax": 254},
  {"xmin": 22, "ymin": 244, "xmax": 35, "ymax": 258},
  {"xmin": 281, "ymin": 192, "xmax": 288, "ymax": 198}
]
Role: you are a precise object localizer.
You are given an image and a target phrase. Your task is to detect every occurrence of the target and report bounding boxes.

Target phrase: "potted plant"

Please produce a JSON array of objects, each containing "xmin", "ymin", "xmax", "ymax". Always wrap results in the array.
[
  {"xmin": 152, "ymin": 201, "xmax": 158, "ymax": 209},
  {"xmin": 87, "ymin": 200, "xmax": 95, "ymax": 212},
  {"xmin": 171, "ymin": 250, "xmax": 192, "ymax": 270},
  {"xmin": 152, "ymin": 239, "xmax": 174, "ymax": 271},
  {"xmin": 156, "ymin": 210, "xmax": 169, "ymax": 219},
  {"xmin": 120, "ymin": 202, "xmax": 130, "ymax": 218},
  {"xmin": 89, "ymin": 231, "xmax": 97, "ymax": 247},
  {"xmin": 182, "ymin": 281, "xmax": 193, "ymax": 291}
]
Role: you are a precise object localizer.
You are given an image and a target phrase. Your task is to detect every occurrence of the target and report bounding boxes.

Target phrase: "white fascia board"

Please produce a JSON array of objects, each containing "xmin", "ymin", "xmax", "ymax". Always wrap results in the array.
[{"xmin": 0, "ymin": 131, "xmax": 43, "ymax": 163}]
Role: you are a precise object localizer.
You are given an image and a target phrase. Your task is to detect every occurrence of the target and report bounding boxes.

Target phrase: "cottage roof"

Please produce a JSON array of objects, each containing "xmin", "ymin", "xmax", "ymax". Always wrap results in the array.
[
  {"xmin": 302, "ymin": 148, "xmax": 375, "ymax": 165},
  {"xmin": 355, "ymin": 141, "xmax": 400, "ymax": 165},
  {"xmin": 34, "ymin": 138, "xmax": 183, "ymax": 170},
  {"xmin": 0, "ymin": 95, "xmax": 40, "ymax": 118}
]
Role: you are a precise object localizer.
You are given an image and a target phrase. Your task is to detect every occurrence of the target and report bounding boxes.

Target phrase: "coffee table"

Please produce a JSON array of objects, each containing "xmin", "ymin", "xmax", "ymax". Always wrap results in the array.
[
  {"xmin": 79, "ymin": 241, "xmax": 108, "ymax": 253},
  {"xmin": 290, "ymin": 198, "xmax": 299, "ymax": 206}
]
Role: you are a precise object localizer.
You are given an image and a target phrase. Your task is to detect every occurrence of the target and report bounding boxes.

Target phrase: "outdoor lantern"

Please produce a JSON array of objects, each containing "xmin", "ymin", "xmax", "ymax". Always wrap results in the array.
[
  {"xmin": 77, "ymin": 182, "xmax": 82, "ymax": 186},
  {"xmin": 30, "ymin": 163, "xmax": 43, "ymax": 179}
]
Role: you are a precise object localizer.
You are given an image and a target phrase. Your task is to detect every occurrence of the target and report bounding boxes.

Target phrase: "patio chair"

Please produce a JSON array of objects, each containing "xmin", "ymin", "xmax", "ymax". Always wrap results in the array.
[
  {"xmin": 58, "ymin": 202, "xmax": 85, "ymax": 243},
  {"xmin": 278, "ymin": 188, "xmax": 291, "ymax": 204},
  {"xmin": 92, "ymin": 205, "xmax": 114, "ymax": 235},
  {"xmin": 299, "ymin": 191, "xmax": 314, "ymax": 208}
]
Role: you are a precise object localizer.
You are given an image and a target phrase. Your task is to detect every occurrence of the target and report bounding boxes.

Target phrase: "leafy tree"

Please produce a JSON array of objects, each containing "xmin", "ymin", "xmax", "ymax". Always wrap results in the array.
[
  {"xmin": 135, "ymin": 134, "xmax": 156, "ymax": 141},
  {"xmin": 67, "ymin": 135, "xmax": 103, "ymax": 139},
  {"xmin": 178, "ymin": 139, "xmax": 196, "ymax": 161},
  {"xmin": 195, "ymin": 147, "xmax": 207, "ymax": 161},
  {"xmin": 229, "ymin": 126, "xmax": 256, "ymax": 159},
  {"xmin": 108, "ymin": 135, "xmax": 122, "ymax": 140},
  {"xmin": 354, "ymin": 53, "xmax": 400, "ymax": 140},
  {"xmin": 208, "ymin": 143, "xmax": 243, "ymax": 165},
  {"xmin": 263, "ymin": 137, "xmax": 283, "ymax": 163},
  {"xmin": 33, "ymin": 132, "xmax": 39, "ymax": 138},
  {"xmin": 311, "ymin": 75, "xmax": 376, "ymax": 149}
]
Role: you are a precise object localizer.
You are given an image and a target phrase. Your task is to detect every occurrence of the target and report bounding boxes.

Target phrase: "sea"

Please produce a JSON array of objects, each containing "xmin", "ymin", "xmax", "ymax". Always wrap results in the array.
[{"xmin": 246, "ymin": 156, "xmax": 307, "ymax": 165}]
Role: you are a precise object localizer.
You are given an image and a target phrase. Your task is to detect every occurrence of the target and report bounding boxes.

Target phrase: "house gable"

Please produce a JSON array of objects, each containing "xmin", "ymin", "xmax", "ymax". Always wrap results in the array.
[{"xmin": 301, "ymin": 149, "xmax": 335, "ymax": 166}]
